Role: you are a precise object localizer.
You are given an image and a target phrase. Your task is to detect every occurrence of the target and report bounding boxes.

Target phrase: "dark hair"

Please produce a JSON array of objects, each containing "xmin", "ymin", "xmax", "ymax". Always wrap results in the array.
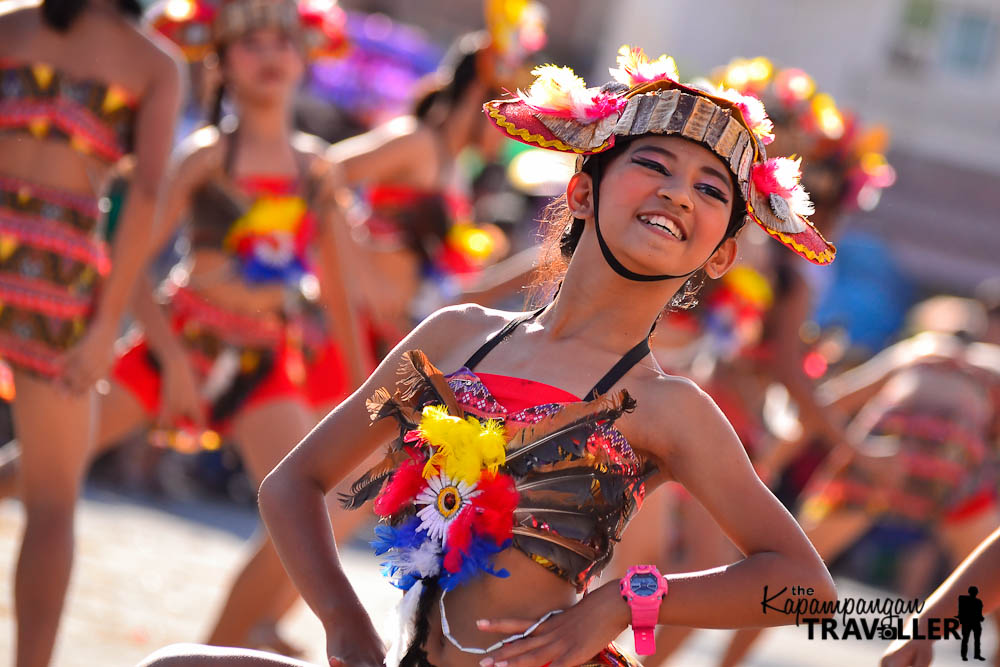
[
  {"xmin": 530, "ymin": 137, "xmax": 747, "ymax": 311},
  {"xmin": 41, "ymin": 0, "xmax": 141, "ymax": 31},
  {"xmin": 413, "ymin": 31, "xmax": 491, "ymax": 122}
]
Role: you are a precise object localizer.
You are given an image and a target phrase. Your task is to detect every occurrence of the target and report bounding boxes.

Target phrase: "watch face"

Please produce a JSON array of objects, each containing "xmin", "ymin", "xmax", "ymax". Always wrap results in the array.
[{"xmin": 629, "ymin": 572, "xmax": 660, "ymax": 597}]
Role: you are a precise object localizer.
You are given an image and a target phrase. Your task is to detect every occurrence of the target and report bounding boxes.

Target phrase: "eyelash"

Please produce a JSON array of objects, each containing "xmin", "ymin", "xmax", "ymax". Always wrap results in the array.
[{"xmin": 631, "ymin": 157, "xmax": 729, "ymax": 204}]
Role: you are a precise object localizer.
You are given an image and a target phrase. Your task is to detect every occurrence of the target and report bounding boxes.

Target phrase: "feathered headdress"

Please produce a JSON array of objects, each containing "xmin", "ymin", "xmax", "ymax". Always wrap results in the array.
[
  {"xmin": 712, "ymin": 57, "xmax": 895, "ymax": 212},
  {"xmin": 147, "ymin": 0, "xmax": 348, "ymax": 63},
  {"xmin": 484, "ymin": 45, "xmax": 837, "ymax": 265}
]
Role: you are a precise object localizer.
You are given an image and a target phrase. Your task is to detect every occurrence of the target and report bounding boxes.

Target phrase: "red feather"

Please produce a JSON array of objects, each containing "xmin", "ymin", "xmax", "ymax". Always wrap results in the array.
[
  {"xmin": 373, "ymin": 457, "xmax": 426, "ymax": 518},
  {"xmin": 445, "ymin": 509, "xmax": 476, "ymax": 573},
  {"xmin": 472, "ymin": 472, "xmax": 519, "ymax": 544}
]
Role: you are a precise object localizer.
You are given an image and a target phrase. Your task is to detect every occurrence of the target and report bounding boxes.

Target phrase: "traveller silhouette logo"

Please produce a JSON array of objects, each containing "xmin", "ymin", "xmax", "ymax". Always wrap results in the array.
[{"xmin": 759, "ymin": 583, "xmax": 988, "ymax": 653}]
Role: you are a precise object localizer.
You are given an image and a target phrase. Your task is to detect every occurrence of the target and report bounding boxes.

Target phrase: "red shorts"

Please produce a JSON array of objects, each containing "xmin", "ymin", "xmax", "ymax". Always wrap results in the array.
[{"xmin": 112, "ymin": 287, "xmax": 308, "ymax": 435}]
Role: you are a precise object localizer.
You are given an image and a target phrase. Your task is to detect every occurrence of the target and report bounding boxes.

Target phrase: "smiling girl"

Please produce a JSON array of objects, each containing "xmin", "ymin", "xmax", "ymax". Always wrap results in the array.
[{"xmin": 140, "ymin": 45, "xmax": 838, "ymax": 667}]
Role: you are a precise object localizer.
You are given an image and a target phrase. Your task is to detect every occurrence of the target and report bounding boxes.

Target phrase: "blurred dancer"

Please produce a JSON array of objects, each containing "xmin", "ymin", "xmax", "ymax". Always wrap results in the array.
[
  {"xmin": 140, "ymin": 43, "xmax": 839, "ymax": 667},
  {"xmin": 797, "ymin": 297, "xmax": 1000, "ymax": 641},
  {"xmin": 0, "ymin": 0, "xmax": 181, "ymax": 664},
  {"xmin": 328, "ymin": 3, "xmax": 545, "ymax": 352},
  {"xmin": 8, "ymin": 0, "xmax": 367, "ymax": 654}
]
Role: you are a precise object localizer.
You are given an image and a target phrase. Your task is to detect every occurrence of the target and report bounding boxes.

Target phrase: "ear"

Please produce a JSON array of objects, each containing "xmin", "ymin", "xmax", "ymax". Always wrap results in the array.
[
  {"xmin": 704, "ymin": 236, "xmax": 738, "ymax": 279},
  {"xmin": 566, "ymin": 171, "xmax": 595, "ymax": 219}
]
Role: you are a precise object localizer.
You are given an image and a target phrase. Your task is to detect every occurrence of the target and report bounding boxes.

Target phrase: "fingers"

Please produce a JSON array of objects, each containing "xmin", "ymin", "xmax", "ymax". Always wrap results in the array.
[{"xmin": 482, "ymin": 635, "xmax": 572, "ymax": 667}]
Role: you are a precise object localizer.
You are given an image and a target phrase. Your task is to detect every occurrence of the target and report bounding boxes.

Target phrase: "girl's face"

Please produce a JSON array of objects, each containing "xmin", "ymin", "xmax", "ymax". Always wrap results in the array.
[
  {"xmin": 223, "ymin": 27, "xmax": 305, "ymax": 105},
  {"xmin": 574, "ymin": 135, "xmax": 737, "ymax": 278}
]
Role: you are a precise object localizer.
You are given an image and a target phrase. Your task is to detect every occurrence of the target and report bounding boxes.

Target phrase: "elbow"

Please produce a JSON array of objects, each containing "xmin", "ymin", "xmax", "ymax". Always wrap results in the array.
[{"xmin": 257, "ymin": 466, "xmax": 289, "ymax": 520}]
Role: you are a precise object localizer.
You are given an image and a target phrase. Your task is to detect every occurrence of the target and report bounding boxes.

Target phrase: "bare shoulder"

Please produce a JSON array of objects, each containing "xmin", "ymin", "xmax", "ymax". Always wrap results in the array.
[
  {"xmin": 0, "ymin": 4, "xmax": 39, "ymax": 46},
  {"xmin": 403, "ymin": 303, "xmax": 530, "ymax": 369},
  {"xmin": 624, "ymin": 367, "xmax": 737, "ymax": 480},
  {"xmin": 173, "ymin": 126, "xmax": 225, "ymax": 176},
  {"xmin": 115, "ymin": 20, "xmax": 183, "ymax": 83}
]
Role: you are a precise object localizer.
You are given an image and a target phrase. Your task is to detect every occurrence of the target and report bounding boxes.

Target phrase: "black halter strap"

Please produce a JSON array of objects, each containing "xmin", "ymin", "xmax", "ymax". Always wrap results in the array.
[
  {"xmin": 463, "ymin": 307, "xmax": 653, "ymax": 401},
  {"xmin": 588, "ymin": 157, "xmax": 725, "ymax": 283}
]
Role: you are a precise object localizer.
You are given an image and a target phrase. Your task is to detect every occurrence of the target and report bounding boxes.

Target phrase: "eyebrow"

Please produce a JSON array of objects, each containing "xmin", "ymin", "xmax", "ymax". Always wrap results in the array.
[{"xmin": 632, "ymin": 145, "xmax": 733, "ymax": 194}]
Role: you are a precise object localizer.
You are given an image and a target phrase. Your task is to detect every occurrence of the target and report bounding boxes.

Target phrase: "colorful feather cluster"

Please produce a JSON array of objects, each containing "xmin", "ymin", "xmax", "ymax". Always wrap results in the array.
[
  {"xmin": 752, "ymin": 157, "xmax": 815, "ymax": 219},
  {"xmin": 609, "ymin": 45, "xmax": 679, "ymax": 87},
  {"xmin": 354, "ymin": 356, "xmax": 522, "ymax": 592},
  {"xmin": 517, "ymin": 65, "xmax": 627, "ymax": 123},
  {"xmin": 713, "ymin": 86, "xmax": 775, "ymax": 146},
  {"xmin": 369, "ymin": 405, "xmax": 519, "ymax": 591}
]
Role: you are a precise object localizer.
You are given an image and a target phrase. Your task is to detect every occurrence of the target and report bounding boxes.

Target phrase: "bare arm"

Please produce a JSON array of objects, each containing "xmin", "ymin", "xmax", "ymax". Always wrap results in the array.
[
  {"xmin": 457, "ymin": 245, "xmax": 540, "ymax": 307},
  {"xmin": 125, "ymin": 131, "xmax": 222, "ymax": 357},
  {"xmin": 326, "ymin": 117, "xmax": 436, "ymax": 187},
  {"xmin": 94, "ymin": 54, "xmax": 183, "ymax": 328},
  {"xmin": 313, "ymin": 164, "xmax": 370, "ymax": 389},
  {"xmin": 258, "ymin": 307, "xmax": 476, "ymax": 664},
  {"xmin": 650, "ymin": 379, "xmax": 837, "ymax": 627},
  {"xmin": 765, "ymin": 272, "xmax": 852, "ymax": 448},
  {"xmin": 816, "ymin": 338, "xmax": 914, "ymax": 415}
]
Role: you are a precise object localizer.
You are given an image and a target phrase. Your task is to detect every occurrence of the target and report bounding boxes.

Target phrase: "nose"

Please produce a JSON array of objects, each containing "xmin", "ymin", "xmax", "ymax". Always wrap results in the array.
[{"xmin": 657, "ymin": 181, "xmax": 693, "ymax": 211}]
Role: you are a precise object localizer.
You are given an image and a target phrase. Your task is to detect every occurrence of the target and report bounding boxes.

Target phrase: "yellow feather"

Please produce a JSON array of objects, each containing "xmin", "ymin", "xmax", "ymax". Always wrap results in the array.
[{"xmin": 417, "ymin": 406, "xmax": 508, "ymax": 484}]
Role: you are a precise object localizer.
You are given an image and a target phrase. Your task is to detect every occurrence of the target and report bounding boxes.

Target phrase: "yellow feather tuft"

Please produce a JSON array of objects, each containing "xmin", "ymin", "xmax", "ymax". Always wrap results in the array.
[{"xmin": 417, "ymin": 405, "xmax": 508, "ymax": 484}]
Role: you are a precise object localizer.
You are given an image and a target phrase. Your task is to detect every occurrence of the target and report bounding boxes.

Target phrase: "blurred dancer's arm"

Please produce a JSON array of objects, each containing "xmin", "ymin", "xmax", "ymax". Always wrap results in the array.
[
  {"xmin": 456, "ymin": 245, "xmax": 540, "ymax": 307},
  {"xmin": 59, "ymin": 52, "xmax": 183, "ymax": 392},
  {"xmin": 881, "ymin": 527, "xmax": 1000, "ymax": 666},
  {"xmin": 326, "ymin": 117, "xmax": 435, "ymax": 186},
  {"xmin": 122, "ymin": 132, "xmax": 228, "ymax": 427},
  {"xmin": 816, "ymin": 338, "xmax": 912, "ymax": 414},
  {"xmin": 312, "ymin": 158, "xmax": 370, "ymax": 389}
]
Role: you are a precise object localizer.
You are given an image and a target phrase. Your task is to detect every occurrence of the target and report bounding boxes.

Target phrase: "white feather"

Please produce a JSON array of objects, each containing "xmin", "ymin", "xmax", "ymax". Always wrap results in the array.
[
  {"xmin": 384, "ymin": 581, "xmax": 424, "ymax": 667},
  {"xmin": 385, "ymin": 540, "xmax": 442, "ymax": 579}
]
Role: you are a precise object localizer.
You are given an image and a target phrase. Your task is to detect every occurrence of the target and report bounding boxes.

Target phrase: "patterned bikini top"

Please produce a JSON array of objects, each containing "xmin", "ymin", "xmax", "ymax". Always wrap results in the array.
[
  {"xmin": 188, "ymin": 131, "xmax": 318, "ymax": 285},
  {"xmin": 342, "ymin": 310, "xmax": 658, "ymax": 593},
  {"xmin": 0, "ymin": 60, "xmax": 137, "ymax": 163}
]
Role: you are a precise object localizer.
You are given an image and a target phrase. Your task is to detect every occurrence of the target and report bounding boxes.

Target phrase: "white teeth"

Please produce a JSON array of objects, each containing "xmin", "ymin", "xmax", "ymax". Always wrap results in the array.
[{"xmin": 639, "ymin": 214, "xmax": 683, "ymax": 240}]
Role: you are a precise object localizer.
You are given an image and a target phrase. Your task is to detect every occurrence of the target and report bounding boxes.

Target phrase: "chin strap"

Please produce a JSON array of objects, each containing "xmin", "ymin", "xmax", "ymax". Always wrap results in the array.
[{"xmin": 589, "ymin": 158, "xmax": 725, "ymax": 282}]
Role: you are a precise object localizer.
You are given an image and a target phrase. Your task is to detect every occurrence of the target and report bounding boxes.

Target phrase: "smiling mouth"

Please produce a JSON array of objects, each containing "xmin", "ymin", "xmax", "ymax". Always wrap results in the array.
[{"xmin": 638, "ymin": 214, "xmax": 685, "ymax": 240}]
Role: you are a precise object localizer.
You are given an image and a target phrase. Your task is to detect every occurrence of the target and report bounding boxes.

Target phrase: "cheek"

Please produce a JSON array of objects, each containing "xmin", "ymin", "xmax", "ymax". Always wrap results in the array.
[
  {"xmin": 223, "ymin": 49, "xmax": 256, "ymax": 82},
  {"xmin": 694, "ymin": 205, "xmax": 732, "ymax": 244},
  {"xmin": 283, "ymin": 51, "xmax": 306, "ymax": 79}
]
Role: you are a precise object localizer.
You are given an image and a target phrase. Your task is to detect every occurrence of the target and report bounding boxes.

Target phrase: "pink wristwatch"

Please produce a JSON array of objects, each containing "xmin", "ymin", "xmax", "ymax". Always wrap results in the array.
[{"xmin": 620, "ymin": 564, "xmax": 668, "ymax": 655}]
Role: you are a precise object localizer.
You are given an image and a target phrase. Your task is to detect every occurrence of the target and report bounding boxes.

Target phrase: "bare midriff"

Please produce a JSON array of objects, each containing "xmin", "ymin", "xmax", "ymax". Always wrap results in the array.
[
  {"xmin": 420, "ymin": 549, "xmax": 582, "ymax": 667},
  {"xmin": 182, "ymin": 249, "xmax": 288, "ymax": 317},
  {"xmin": 0, "ymin": 134, "xmax": 111, "ymax": 195}
]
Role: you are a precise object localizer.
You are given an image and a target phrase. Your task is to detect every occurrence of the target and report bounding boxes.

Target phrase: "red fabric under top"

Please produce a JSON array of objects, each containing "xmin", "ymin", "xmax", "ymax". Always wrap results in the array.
[{"xmin": 474, "ymin": 371, "xmax": 580, "ymax": 413}]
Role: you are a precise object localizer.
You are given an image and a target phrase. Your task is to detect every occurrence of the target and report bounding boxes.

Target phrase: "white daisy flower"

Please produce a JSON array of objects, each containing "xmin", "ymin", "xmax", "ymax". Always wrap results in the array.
[{"xmin": 415, "ymin": 474, "xmax": 480, "ymax": 545}]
